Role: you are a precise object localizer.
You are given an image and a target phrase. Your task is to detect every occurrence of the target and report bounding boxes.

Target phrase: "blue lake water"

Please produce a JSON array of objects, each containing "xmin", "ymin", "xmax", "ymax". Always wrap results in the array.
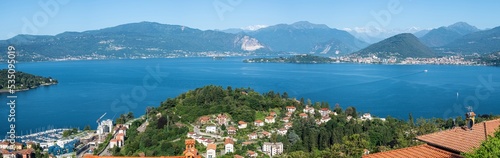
[{"xmin": 1, "ymin": 57, "xmax": 500, "ymax": 136}]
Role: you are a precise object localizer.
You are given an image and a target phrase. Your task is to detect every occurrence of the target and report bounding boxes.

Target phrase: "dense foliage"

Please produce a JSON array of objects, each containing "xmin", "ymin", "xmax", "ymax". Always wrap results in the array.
[
  {"xmin": 0, "ymin": 69, "xmax": 57, "ymax": 91},
  {"xmin": 116, "ymin": 110, "xmax": 188, "ymax": 156},
  {"xmin": 244, "ymin": 54, "xmax": 335, "ymax": 64}
]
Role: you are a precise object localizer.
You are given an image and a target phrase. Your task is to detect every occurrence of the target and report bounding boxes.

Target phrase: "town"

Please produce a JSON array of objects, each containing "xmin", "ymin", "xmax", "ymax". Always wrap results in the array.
[{"xmin": 0, "ymin": 101, "xmax": 382, "ymax": 158}]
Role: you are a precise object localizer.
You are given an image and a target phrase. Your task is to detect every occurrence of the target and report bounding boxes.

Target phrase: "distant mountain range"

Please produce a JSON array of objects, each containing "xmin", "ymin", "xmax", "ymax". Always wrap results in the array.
[
  {"xmin": 0, "ymin": 21, "xmax": 499, "ymax": 61},
  {"xmin": 419, "ymin": 22, "xmax": 480, "ymax": 47},
  {"xmin": 246, "ymin": 21, "xmax": 369, "ymax": 55},
  {"xmin": 355, "ymin": 33, "xmax": 435, "ymax": 58},
  {"xmin": 442, "ymin": 26, "xmax": 500, "ymax": 54},
  {"xmin": 0, "ymin": 22, "xmax": 268, "ymax": 61}
]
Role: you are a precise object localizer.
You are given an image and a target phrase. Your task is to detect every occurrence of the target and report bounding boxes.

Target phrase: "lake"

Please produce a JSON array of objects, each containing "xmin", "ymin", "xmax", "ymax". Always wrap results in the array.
[{"xmin": 1, "ymin": 57, "xmax": 500, "ymax": 136}]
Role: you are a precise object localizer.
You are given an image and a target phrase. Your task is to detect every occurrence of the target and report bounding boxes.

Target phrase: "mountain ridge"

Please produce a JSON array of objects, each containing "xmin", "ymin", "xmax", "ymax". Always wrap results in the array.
[{"xmin": 355, "ymin": 33, "xmax": 436, "ymax": 58}]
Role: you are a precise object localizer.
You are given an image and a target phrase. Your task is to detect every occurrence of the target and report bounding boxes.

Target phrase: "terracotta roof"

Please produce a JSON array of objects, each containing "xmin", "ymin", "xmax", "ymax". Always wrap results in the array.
[
  {"xmin": 1, "ymin": 149, "xmax": 10, "ymax": 154},
  {"xmin": 234, "ymin": 155, "xmax": 244, "ymax": 158},
  {"xmin": 286, "ymin": 106, "xmax": 296, "ymax": 109},
  {"xmin": 299, "ymin": 113, "xmax": 307, "ymax": 117},
  {"xmin": 247, "ymin": 150, "xmax": 256, "ymax": 155},
  {"xmin": 224, "ymin": 138, "xmax": 234, "ymax": 145},
  {"xmin": 363, "ymin": 144, "xmax": 463, "ymax": 158},
  {"xmin": 0, "ymin": 141, "xmax": 9, "ymax": 145},
  {"xmin": 207, "ymin": 143, "xmax": 217, "ymax": 150},
  {"xmin": 227, "ymin": 126, "xmax": 237, "ymax": 131},
  {"xmin": 417, "ymin": 119, "xmax": 500, "ymax": 153},
  {"xmin": 265, "ymin": 116, "xmax": 274, "ymax": 120},
  {"xmin": 255, "ymin": 120, "xmax": 263, "ymax": 123},
  {"xmin": 19, "ymin": 148, "xmax": 35, "ymax": 155},
  {"xmin": 321, "ymin": 108, "xmax": 330, "ymax": 111},
  {"xmin": 199, "ymin": 116, "xmax": 210, "ymax": 121},
  {"xmin": 238, "ymin": 121, "xmax": 246, "ymax": 125}
]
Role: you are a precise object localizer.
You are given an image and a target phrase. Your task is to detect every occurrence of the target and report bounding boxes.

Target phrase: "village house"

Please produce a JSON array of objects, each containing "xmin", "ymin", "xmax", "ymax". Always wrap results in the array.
[
  {"xmin": 217, "ymin": 114, "xmax": 228, "ymax": 125},
  {"xmin": 269, "ymin": 111, "xmax": 277, "ymax": 117},
  {"xmin": 263, "ymin": 142, "xmax": 284, "ymax": 157},
  {"xmin": 278, "ymin": 128, "xmax": 288, "ymax": 136},
  {"xmin": 303, "ymin": 106, "xmax": 315, "ymax": 114},
  {"xmin": 248, "ymin": 133, "xmax": 258, "ymax": 140},
  {"xmin": 227, "ymin": 126, "xmax": 237, "ymax": 135},
  {"xmin": 281, "ymin": 117, "xmax": 290, "ymax": 123},
  {"xmin": 286, "ymin": 106, "xmax": 296, "ymax": 113},
  {"xmin": 247, "ymin": 150, "xmax": 258, "ymax": 158},
  {"xmin": 321, "ymin": 116, "xmax": 331, "ymax": 123},
  {"xmin": 206, "ymin": 143, "xmax": 217, "ymax": 158},
  {"xmin": 234, "ymin": 155, "xmax": 244, "ymax": 158},
  {"xmin": 285, "ymin": 112, "xmax": 293, "ymax": 117},
  {"xmin": 224, "ymin": 138, "xmax": 234, "ymax": 154},
  {"xmin": 238, "ymin": 121, "xmax": 247, "ymax": 129},
  {"xmin": 199, "ymin": 116, "xmax": 211, "ymax": 124},
  {"xmin": 361, "ymin": 113, "xmax": 372, "ymax": 120},
  {"xmin": 116, "ymin": 133, "xmax": 125, "ymax": 142},
  {"xmin": 187, "ymin": 132, "xmax": 196, "ymax": 138},
  {"xmin": 206, "ymin": 125, "xmax": 217, "ymax": 133},
  {"xmin": 319, "ymin": 108, "xmax": 331, "ymax": 116},
  {"xmin": 284, "ymin": 123, "xmax": 293, "ymax": 129},
  {"xmin": 254, "ymin": 120, "xmax": 264, "ymax": 127},
  {"xmin": 299, "ymin": 113, "xmax": 308, "ymax": 119},
  {"xmin": 260, "ymin": 131, "xmax": 271, "ymax": 138},
  {"xmin": 265, "ymin": 116, "xmax": 275, "ymax": 124},
  {"xmin": 109, "ymin": 139, "xmax": 121, "ymax": 148}
]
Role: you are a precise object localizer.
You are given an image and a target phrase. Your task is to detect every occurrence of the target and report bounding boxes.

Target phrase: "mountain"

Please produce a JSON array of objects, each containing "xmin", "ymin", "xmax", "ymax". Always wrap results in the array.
[
  {"xmin": 247, "ymin": 21, "xmax": 368, "ymax": 54},
  {"xmin": 419, "ymin": 22, "xmax": 480, "ymax": 47},
  {"xmin": 355, "ymin": 33, "xmax": 435, "ymax": 58},
  {"xmin": 442, "ymin": 26, "xmax": 500, "ymax": 54},
  {"xmin": 413, "ymin": 29, "xmax": 430, "ymax": 38},
  {"xmin": 345, "ymin": 27, "xmax": 424, "ymax": 44},
  {"xmin": 0, "ymin": 22, "xmax": 267, "ymax": 61}
]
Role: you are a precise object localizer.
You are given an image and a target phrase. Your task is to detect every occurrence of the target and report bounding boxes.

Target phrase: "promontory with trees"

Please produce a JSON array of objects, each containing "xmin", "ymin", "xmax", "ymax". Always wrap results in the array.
[{"xmin": 0, "ymin": 69, "xmax": 58, "ymax": 92}]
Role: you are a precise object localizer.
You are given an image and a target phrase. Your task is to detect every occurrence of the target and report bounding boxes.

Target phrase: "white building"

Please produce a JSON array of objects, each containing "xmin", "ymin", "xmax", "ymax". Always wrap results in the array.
[
  {"xmin": 361, "ymin": 113, "xmax": 372, "ymax": 120},
  {"xmin": 238, "ymin": 121, "xmax": 247, "ymax": 129},
  {"xmin": 265, "ymin": 116, "xmax": 275, "ymax": 124},
  {"xmin": 207, "ymin": 143, "xmax": 217, "ymax": 158},
  {"xmin": 303, "ymin": 106, "xmax": 315, "ymax": 114},
  {"xmin": 262, "ymin": 142, "xmax": 284, "ymax": 157},
  {"xmin": 278, "ymin": 128, "xmax": 288, "ymax": 136},
  {"xmin": 206, "ymin": 125, "xmax": 217, "ymax": 133},
  {"xmin": 97, "ymin": 119, "xmax": 113, "ymax": 135},
  {"xmin": 254, "ymin": 120, "xmax": 264, "ymax": 127},
  {"xmin": 224, "ymin": 138, "xmax": 234, "ymax": 154}
]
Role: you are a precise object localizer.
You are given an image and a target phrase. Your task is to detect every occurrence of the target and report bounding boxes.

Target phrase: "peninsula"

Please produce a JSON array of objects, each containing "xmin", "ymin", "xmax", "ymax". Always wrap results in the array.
[{"xmin": 0, "ymin": 69, "xmax": 58, "ymax": 93}]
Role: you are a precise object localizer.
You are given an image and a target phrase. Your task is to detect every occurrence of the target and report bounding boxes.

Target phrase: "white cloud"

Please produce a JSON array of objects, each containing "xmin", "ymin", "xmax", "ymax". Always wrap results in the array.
[{"xmin": 241, "ymin": 25, "xmax": 268, "ymax": 31}]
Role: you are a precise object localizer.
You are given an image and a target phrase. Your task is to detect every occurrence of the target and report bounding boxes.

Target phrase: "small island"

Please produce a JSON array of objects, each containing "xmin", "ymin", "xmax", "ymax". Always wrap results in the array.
[
  {"xmin": 244, "ymin": 54, "xmax": 336, "ymax": 64},
  {"xmin": 0, "ymin": 69, "xmax": 58, "ymax": 93}
]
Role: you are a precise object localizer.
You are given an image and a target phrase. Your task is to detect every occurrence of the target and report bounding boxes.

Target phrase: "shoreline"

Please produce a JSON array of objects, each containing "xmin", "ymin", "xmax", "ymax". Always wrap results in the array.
[{"xmin": 0, "ymin": 82, "xmax": 57, "ymax": 93}]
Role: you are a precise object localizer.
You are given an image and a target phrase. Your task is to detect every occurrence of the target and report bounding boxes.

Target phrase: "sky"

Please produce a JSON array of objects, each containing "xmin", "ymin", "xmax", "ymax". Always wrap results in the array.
[{"xmin": 1, "ymin": 0, "xmax": 499, "ymax": 40}]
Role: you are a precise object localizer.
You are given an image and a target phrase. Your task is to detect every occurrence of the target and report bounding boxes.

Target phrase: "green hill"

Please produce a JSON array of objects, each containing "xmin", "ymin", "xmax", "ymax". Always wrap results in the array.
[{"xmin": 355, "ymin": 33, "xmax": 436, "ymax": 58}]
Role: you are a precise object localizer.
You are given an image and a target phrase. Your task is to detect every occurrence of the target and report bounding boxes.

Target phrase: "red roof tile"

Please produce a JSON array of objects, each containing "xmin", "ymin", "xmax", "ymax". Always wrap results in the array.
[
  {"xmin": 224, "ymin": 138, "xmax": 234, "ymax": 145},
  {"xmin": 417, "ymin": 119, "xmax": 500, "ymax": 153},
  {"xmin": 207, "ymin": 143, "xmax": 217, "ymax": 150},
  {"xmin": 363, "ymin": 144, "xmax": 463, "ymax": 158}
]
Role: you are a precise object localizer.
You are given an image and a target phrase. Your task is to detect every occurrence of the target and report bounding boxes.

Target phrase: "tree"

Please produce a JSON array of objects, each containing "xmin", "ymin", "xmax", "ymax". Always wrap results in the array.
[{"xmin": 84, "ymin": 125, "xmax": 91, "ymax": 131}]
